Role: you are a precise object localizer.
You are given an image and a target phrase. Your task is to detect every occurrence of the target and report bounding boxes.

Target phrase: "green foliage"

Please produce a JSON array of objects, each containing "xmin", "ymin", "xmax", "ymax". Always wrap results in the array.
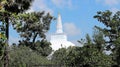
[
  {"xmin": 0, "ymin": 1, "xmax": 53, "ymax": 65},
  {"xmin": 93, "ymin": 28, "xmax": 105, "ymax": 52},
  {"xmin": 14, "ymin": 12, "xmax": 53, "ymax": 39},
  {"xmin": 12, "ymin": 11, "xmax": 53, "ymax": 49},
  {"xmin": 9, "ymin": 45, "xmax": 52, "ymax": 67},
  {"xmin": 0, "ymin": 0, "xmax": 34, "ymax": 66},
  {"xmin": 94, "ymin": 10, "xmax": 120, "ymax": 66},
  {"xmin": 52, "ymin": 28, "xmax": 114, "ymax": 66},
  {"xmin": 86, "ymin": 34, "xmax": 92, "ymax": 45},
  {"xmin": 3, "ymin": 0, "xmax": 34, "ymax": 13},
  {"xmin": 10, "ymin": 11, "xmax": 53, "ymax": 57},
  {"xmin": 94, "ymin": 10, "xmax": 120, "ymax": 46},
  {"xmin": 18, "ymin": 39, "xmax": 52, "ymax": 57},
  {"xmin": 52, "ymin": 46, "xmax": 113, "ymax": 67},
  {"xmin": 52, "ymin": 48, "xmax": 67, "ymax": 65},
  {"xmin": 1, "ymin": 1, "xmax": 119, "ymax": 66},
  {"xmin": 34, "ymin": 40, "xmax": 52, "ymax": 56},
  {"xmin": 0, "ymin": 20, "xmax": 7, "ymax": 61}
]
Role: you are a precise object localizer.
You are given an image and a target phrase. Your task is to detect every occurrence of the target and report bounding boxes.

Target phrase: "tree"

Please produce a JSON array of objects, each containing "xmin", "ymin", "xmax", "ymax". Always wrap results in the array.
[
  {"xmin": 52, "ymin": 46, "xmax": 113, "ymax": 66},
  {"xmin": 34, "ymin": 40, "xmax": 52, "ymax": 56},
  {"xmin": 94, "ymin": 10, "xmax": 120, "ymax": 66},
  {"xmin": 52, "ymin": 32, "xmax": 113, "ymax": 66},
  {"xmin": 0, "ymin": 0, "xmax": 33, "ymax": 66},
  {"xmin": 92, "ymin": 28, "xmax": 106, "ymax": 52},
  {"xmin": 9, "ymin": 45, "xmax": 52, "ymax": 67},
  {"xmin": 77, "ymin": 33, "xmax": 113, "ymax": 66},
  {"xmin": 12, "ymin": 11, "xmax": 53, "ymax": 55},
  {"xmin": 52, "ymin": 48, "xmax": 67, "ymax": 66},
  {"xmin": 0, "ymin": 0, "xmax": 53, "ymax": 66}
]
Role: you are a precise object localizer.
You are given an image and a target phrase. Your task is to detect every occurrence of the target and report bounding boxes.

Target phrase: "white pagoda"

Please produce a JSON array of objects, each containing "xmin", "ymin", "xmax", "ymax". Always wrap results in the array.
[{"xmin": 50, "ymin": 13, "xmax": 75, "ymax": 51}]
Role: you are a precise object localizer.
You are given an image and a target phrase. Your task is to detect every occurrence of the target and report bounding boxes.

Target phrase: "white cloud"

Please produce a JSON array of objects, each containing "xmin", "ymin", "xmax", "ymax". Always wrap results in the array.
[
  {"xmin": 96, "ymin": 0, "xmax": 120, "ymax": 6},
  {"xmin": 111, "ymin": 8, "xmax": 119, "ymax": 14},
  {"xmin": 52, "ymin": 0, "xmax": 72, "ymax": 8},
  {"xmin": 105, "ymin": 0, "xmax": 119, "ymax": 6},
  {"xmin": 63, "ymin": 22, "xmax": 80, "ymax": 36},
  {"xmin": 96, "ymin": 0, "xmax": 120, "ymax": 13},
  {"xmin": 27, "ymin": 0, "xmax": 53, "ymax": 14}
]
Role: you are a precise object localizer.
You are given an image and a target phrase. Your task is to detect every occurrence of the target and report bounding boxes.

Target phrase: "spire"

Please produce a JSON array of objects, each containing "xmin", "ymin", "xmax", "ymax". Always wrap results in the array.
[{"xmin": 56, "ymin": 13, "xmax": 63, "ymax": 33}]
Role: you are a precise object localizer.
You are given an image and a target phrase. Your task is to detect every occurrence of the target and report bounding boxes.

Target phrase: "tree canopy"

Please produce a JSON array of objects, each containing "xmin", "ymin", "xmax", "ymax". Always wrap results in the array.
[
  {"xmin": 94, "ymin": 10, "xmax": 120, "ymax": 66},
  {"xmin": 0, "ymin": 0, "xmax": 54, "ymax": 66}
]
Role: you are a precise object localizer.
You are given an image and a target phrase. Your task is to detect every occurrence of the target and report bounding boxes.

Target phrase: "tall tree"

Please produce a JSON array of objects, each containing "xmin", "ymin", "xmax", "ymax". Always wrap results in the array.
[
  {"xmin": 13, "ymin": 11, "xmax": 53, "ymax": 55},
  {"xmin": 0, "ymin": 0, "xmax": 33, "ymax": 66},
  {"xmin": 94, "ymin": 10, "xmax": 120, "ymax": 66}
]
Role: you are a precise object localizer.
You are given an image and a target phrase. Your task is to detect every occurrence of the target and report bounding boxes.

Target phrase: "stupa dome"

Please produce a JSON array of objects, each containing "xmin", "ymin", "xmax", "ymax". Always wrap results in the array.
[{"xmin": 50, "ymin": 13, "xmax": 75, "ymax": 51}]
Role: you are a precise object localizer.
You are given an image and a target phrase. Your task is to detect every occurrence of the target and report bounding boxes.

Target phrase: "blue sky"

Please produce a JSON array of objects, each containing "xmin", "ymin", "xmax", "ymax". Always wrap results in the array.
[{"xmin": 10, "ymin": 0, "xmax": 120, "ymax": 46}]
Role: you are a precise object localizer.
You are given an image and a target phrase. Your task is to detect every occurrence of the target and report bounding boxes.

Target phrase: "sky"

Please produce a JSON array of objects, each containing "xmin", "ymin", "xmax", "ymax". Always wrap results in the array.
[{"xmin": 9, "ymin": 0, "xmax": 120, "ymax": 46}]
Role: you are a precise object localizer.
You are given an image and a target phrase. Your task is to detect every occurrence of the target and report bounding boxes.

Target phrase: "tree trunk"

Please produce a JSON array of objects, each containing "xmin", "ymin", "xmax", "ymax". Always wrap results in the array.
[
  {"xmin": 33, "ymin": 33, "xmax": 37, "ymax": 43},
  {"xmin": 4, "ymin": 17, "xmax": 9, "ymax": 67},
  {"xmin": 32, "ymin": 33, "xmax": 38, "ymax": 46}
]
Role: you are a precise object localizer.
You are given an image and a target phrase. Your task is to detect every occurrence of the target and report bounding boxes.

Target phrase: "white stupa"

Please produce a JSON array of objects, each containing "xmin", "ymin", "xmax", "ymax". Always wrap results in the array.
[{"xmin": 50, "ymin": 13, "xmax": 75, "ymax": 51}]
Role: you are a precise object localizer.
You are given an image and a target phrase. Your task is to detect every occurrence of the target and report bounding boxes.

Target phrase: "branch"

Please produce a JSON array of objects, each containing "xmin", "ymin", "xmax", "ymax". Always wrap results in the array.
[{"xmin": 32, "ymin": 32, "xmax": 38, "ymax": 44}]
